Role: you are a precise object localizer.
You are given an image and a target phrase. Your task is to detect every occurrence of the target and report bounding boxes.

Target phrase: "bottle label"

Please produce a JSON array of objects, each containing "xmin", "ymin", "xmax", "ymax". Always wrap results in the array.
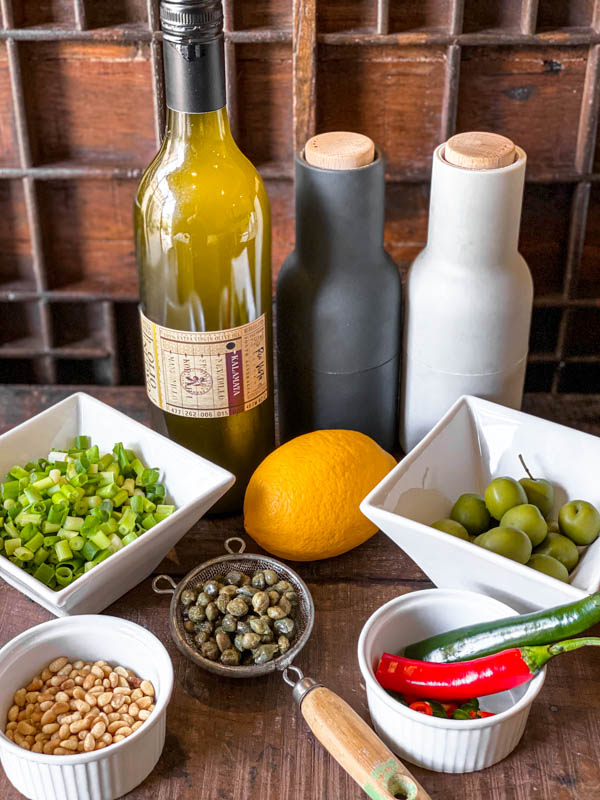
[{"xmin": 140, "ymin": 310, "xmax": 268, "ymax": 419}]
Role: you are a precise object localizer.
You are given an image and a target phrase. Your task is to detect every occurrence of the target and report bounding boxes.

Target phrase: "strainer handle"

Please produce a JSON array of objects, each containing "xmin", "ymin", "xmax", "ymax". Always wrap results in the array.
[
  {"xmin": 152, "ymin": 575, "xmax": 177, "ymax": 595},
  {"xmin": 299, "ymin": 686, "xmax": 432, "ymax": 800}
]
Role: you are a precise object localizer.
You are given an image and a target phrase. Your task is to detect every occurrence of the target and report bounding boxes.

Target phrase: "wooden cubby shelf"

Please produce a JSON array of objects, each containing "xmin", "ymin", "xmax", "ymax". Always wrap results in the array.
[{"xmin": 0, "ymin": 0, "xmax": 600, "ymax": 392}]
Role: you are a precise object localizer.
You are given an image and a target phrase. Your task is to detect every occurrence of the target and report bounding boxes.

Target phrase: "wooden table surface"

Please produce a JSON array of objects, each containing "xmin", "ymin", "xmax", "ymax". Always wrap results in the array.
[{"xmin": 1, "ymin": 387, "xmax": 600, "ymax": 800}]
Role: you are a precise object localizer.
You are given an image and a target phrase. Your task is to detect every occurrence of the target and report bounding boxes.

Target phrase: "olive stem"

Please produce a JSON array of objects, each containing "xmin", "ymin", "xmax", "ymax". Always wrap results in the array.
[{"xmin": 518, "ymin": 454, "xmax": 535, "ymax": 481}]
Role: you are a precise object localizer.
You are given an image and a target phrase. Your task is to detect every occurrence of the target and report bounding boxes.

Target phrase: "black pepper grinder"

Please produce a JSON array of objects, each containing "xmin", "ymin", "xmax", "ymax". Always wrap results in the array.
[{"xmin": 276, "ymin": 132, "xmax": 401, "ymax": 450}]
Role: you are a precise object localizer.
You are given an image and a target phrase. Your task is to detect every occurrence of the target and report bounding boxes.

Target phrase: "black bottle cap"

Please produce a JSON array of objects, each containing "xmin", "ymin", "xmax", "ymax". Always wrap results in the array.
[
  {"xmin": 160, "ymin": 0, "xmax": 223, "ymax": 43},
  {"xmin": 160, "ymin": 0, "xmax": 226, "ymax": 113}
]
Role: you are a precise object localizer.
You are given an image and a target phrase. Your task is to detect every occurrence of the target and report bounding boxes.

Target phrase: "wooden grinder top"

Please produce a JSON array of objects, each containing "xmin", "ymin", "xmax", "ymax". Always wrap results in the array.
[
  {"xmin": 444, "ymin": 131, "xmax": 516, "ymax": 170},
  {"xmin": 304, "ymin": 132, "xmax": 375, "ymax": 170}
]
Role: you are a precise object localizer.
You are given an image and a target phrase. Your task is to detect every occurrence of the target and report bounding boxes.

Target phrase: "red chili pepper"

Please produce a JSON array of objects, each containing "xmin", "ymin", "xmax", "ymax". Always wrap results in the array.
[
  {"xmin": 376, "ymin": 637, "xmax": 600, "ymax": 701},
  {"xmin": 441, "ymin": 702, "xmax": 458, "ymax": 716},
  {"xmin": 408, "ymin": 701, "xmax": 433, "ymax": 716},
  {"xmin": 477, "ymin": 711, "xmax": 495, "ymax": 718}
]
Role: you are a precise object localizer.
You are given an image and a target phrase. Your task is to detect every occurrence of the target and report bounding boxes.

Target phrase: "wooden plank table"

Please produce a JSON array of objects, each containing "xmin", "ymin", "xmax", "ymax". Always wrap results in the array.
[{"xmin": 1, "ymin": 387, "xmax": 600, "ymax": 800}]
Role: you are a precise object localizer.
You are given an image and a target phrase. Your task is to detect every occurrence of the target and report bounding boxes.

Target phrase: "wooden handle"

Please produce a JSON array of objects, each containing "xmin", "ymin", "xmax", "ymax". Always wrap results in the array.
[{"xmin": 301, "ymin": 686, "xmax": 431, "ymax": 800}]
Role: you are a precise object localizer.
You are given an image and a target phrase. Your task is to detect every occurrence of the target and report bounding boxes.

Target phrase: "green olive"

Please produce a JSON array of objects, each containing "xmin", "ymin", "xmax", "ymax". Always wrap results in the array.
[
  {"xmin": 500, "ymin": 504, "xmax": 548, "ymax": 547},
  {"xmin": 474, "ymin": 526, "xmax": 532, "ymax": 564},
  {"xmin": 527, "ymin": 554, "xmax": 569, "ymax": 582},
  {"xmin": 431, "ymin": 519, "xmax": 470, "ymax": 541},
  {"xmin": 450, "ymin": 493, "xmax": 491, "ymax": 536},
  {"xmin": 484, "ymin": 478, "xmax": 528, "ymax": 521},
  {"xmin": 534, "ymin": 532, "xmax": 579, "ymax": 572}
]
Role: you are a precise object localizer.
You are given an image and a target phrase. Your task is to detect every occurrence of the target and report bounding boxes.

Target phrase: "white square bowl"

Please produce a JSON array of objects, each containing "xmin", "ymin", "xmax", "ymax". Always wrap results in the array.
[
  {"xmin": 0, "ymin": 392, "xmax": 235, "ymax": 616},
  {"xmin": 361, "ymin": 395, "xmax": 600, "ymax": 612}
]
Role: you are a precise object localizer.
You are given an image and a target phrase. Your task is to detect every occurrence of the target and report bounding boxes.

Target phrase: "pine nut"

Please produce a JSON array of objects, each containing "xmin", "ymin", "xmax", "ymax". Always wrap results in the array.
[
  {"xmin": 82, "ymin": 674, "xmax": 96, "ymax": 690},
  {"xmin": 73, "ymin": 661, "xmax": 84, "ymax": 670},
  {"xmin": 70, "ymin": 719, "xmax": 90, "ymax": 734},
  {"xmin": 121, "ymin": 714, "xmax": 134, "ymax": 726},
  {"xmin": 14, "ymin": 689, "xmax": 26, "ymax": 707},
  {"xmin": 40, "ymin": 710, "xmax": 56, "ymax": 725},
  {"xmin": 131, "ymin": 720, "xmax": 143, "ymax": 731},
  {"xmin": 51, "ymin": 702, "xmax": 69, "ymax": 716},
  {"xmin": 111, "ymin": 695, "xmax": 125, "ymax": 709},
  {"xmin": 42, "ymin": 723, "xmax": 60, "ymax": 735},
  {"xmin": 73, "ymin": 700, "xmax": 90, "ymax": 713},
  {"xmin": 100, "ymin": 732, "xmax": 112, "ymax": 745},
  {"xmin": 91, "ymin": 721, "xmax": 106, "ymax": 738},
  {"xmin": 118, "ymin": 676, "xmax": 129, "ymax": 688},
  {"xmin": 49, "ymin": 657, "xmax": 68, "ymax": 673},
  {"xmin": 53, "ymin": 747, "xmax": 70, "ymax": 755},
  {"xmin": 97, "ymin": 692, "xmax": 112, "ymax": 706},
  {"xmin": 17, "ymin": 721, "xmax": 35, "ymax": 735},
  {"xmin": 128, "ymin": 704, "xmax": 139, "ymax": 718},
  {"xmin": 7, "ymin": 705, "xmax": 18, "ymax": 722},
  {"xmin": 107, "ymin": 720, "xmax": 127, "ymax": 734},
  {"xmin": 26, "ymin": 678, "xmax": 43, "ymax": 691},
  {"xmin": 58, "ymin": 723, "xmax": 70, "ymax": 740},
  {"xmin": 130, "ymin": 689, "xmax": 143, "ymax": 701},
  {"xmin": 109, "ymin": 672, "xmax": 119, "ymax": 688},
  {"xmin": 25, "ymin": 691, "xmax": 39, "ymax": 703},
  {"xmin": 140, "ymin": 680, "xmax": 154, "ymax": 697},
  {"xmin": 137, "ymin": 696, "xmax": 152, "ymax": 710},
  {"xmin": 60, "ymin": 737, "xmax": 78, "ymax": 751},
  {"xmin": 54, "ymin": 691, "xmax": 69, "ymax": 704},
  {"xmin": 114, "ymin": 666, "xmax": 128, "ymax": 677},
  {"xmin": 112, "ymin": 734, "xmax": 125, "ymax": 743},
  {"xmin": 73, "ymin": 687, "xmax": 85, "ymax": 700},
  {"xmin": 83, "ymin": 733, "xmax": 95, "ymax": 752},
  {"xmin": 57, "ymin": 664, "xmax": 73, "ymax": 676},
  {"xmin": 90, "ymin": 666, "xmax": 104, "ymax": 678},
  {"xmin": 39, "ymin": 701, "xmax": 53, "ymax": 712},
  {"xmin": 138, "ymin": 709, "xmax": 151, "ymax": 721}
]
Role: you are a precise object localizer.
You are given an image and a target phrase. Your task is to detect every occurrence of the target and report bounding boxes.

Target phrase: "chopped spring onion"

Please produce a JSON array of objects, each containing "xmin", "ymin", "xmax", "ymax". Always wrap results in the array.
[{"xmin": 0, "ymin": 436, "xmax": 175, "ymax": 591}]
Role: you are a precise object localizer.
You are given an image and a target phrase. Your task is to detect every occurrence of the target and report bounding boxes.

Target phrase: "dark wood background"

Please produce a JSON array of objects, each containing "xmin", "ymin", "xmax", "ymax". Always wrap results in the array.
[{"xmin": 1, "ymin": 0, "xmax": 600, "ymax": 392}]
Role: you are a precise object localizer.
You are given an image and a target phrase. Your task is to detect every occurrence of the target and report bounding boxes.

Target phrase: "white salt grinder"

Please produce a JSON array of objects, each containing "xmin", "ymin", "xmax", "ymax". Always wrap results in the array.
[{"xmin": 400, "ymin": 132, "xmax": 533, "ymax": 452}]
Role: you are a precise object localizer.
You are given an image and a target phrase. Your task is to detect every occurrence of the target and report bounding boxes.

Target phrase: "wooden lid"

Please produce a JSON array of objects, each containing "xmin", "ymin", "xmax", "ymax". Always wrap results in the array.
[
  {"xmin": 444, "ymin": 132, "xmax": 516, "ymax": 170},
  {"xmin": 304, "ymin": 132, "xmax": 375, "ymax": 170}
]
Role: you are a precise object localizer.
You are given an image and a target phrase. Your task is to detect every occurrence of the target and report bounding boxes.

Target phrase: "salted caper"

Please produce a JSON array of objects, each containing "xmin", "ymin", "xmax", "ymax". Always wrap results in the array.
[
  {"xmin": 201, "ymin": 641, "xmax": 220, "ymax": 661},
  {"xmin": 252, "ymin": 644, "xmax": 279, "ymax": 665},
  {"xmin": 252, "ymin": 591, "xmax": 270, "ymax": 615},
  {"xmin": 194, "ymin": 630, "xmax": 211, "ymax": 645},
  {"xmin": 267, "ymin": 605, "xmax": 287, "ymax": 620},
  {"xmin": 216, "ymin": 594, "xmax": 229, "ymax": 614},
  {"xmin": 188, "ymin": 605, "xmax": 206, "ymax": 623},
  {"xmin": 249, "ymin": 617, "xmax": 271, "ymax": 635},
  {"xmin": 221, "ymin": 648, "xmax": 241, "ymax": 666},
  {"xmin": 205, "ymin": 602, "xmax": 220, "ymax": 622},
  {"xmin": 203, "ymin": 580, "xmax": 220, "ymax": 598},
  {"xmin": 278, "ymin": 635, "xmax": 290, "ymax": 654},
  {"xmin": 241, "ymin": 632, "xmax": 261, "ymax": 650},
  {"xmin": 236, "ymin": 618, "xmax": 251, "ymax": 634},
  {"xmin": 221, "ymin": 614, "xmax": 237, "ymax": 633},
  {"xmin": 251, "ymin": 571, "xmax": 266, "ymax": 590},
  {"xmin": 183, "ymin": 620, "xmax": 195, "ymax": 633},
  {"xmin": 227, "ymin": 597, "xmax": 249, "ymax": 617},
  {"xmin": 226, "ymin": 570, "xmax": 243, "ymax": 586},
  {"xmin": 196, "ymin": 591, "xmax": 211, "ymax": 607},
  {"xmin": 180, "ymin": 589, "xmax": 196, "ymax": 606},
  {"xmin": 274, "ymin": 617, "xmax": 295, "ymax": 636},
  {"xmin": 268, "ymin": 590, "xmax": 280, "ymax": 606},
  {"xmin": 263, "ymin": 569, "xmax": 278, "ymax": 586},
  {"xmin": 216, "ymin": 631, "xmax": 232, "ymax": 652}
]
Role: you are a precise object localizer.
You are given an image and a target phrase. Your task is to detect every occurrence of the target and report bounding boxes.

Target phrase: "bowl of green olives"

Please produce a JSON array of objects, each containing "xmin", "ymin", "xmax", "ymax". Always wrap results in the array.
[{"xmin": 361, "ymin": 396, "xmax": 600, "ymax": 612}]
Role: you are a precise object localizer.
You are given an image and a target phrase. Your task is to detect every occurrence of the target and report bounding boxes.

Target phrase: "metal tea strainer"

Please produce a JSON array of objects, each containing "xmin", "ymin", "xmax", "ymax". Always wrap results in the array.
[{"xmin": 153, "ymin": 537, "xmax": 431, "ymax": 800}]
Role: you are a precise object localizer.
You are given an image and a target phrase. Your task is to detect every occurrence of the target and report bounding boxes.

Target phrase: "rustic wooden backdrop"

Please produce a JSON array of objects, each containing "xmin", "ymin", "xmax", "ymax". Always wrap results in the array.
[{"xmin": 0, "ymin": 0, "xmax": 600, "ymax": 393}]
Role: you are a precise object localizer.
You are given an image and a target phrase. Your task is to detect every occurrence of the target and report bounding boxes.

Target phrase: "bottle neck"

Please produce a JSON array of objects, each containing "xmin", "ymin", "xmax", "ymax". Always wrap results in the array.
[
  {"xmin": 163, "ymin": 106, "xmax": 232, "ymax": 146},
  {"xmin": 294, "ymin": 152, "xmax": 386, "ymax": 268},
  {"xmin": 426, "ymin": 143, "xmax": 527, "ymax": 267},
  {"xmin": 163, "ymin": 34, "xmax": 226, "ymax": 114}
]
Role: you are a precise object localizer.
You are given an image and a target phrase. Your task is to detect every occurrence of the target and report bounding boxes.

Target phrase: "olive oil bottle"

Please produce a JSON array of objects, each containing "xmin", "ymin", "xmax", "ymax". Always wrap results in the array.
[{"xmin": 135, "ymin": 0, "xmax": 274, "ymax": 512}]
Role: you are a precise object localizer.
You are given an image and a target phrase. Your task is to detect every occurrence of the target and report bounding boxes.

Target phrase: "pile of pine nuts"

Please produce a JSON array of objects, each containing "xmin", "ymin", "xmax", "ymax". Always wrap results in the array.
[{"xmin": 4, "ymin": 656, "xmax": 155, "ymax": 755}]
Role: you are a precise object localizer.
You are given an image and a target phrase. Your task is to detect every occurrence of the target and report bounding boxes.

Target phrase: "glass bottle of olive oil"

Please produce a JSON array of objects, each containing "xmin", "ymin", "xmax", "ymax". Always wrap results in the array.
[{"xmin": 135, "ymin": 0, "xmax": 274, "ymax": 513}]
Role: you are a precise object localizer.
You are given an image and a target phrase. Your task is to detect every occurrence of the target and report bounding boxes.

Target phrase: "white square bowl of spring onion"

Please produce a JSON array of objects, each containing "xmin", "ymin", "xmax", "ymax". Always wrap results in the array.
[
  {"xmin": 0, "ymin": 392, "xmax": 235, "ymax": 616},
  {"xmin": 361, "ymin": 395, "xmax": 600, "ymax": 613}
]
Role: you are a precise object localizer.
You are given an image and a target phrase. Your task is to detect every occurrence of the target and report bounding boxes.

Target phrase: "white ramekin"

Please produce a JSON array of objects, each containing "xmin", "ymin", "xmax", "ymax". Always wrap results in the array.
[
  {"xmin": 0, "ymin": 615, "xmax": 174, "ymax": 800},
  {"xmin": 357, "ymin": 588, "xmax": 546, "ymax": 773}
]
